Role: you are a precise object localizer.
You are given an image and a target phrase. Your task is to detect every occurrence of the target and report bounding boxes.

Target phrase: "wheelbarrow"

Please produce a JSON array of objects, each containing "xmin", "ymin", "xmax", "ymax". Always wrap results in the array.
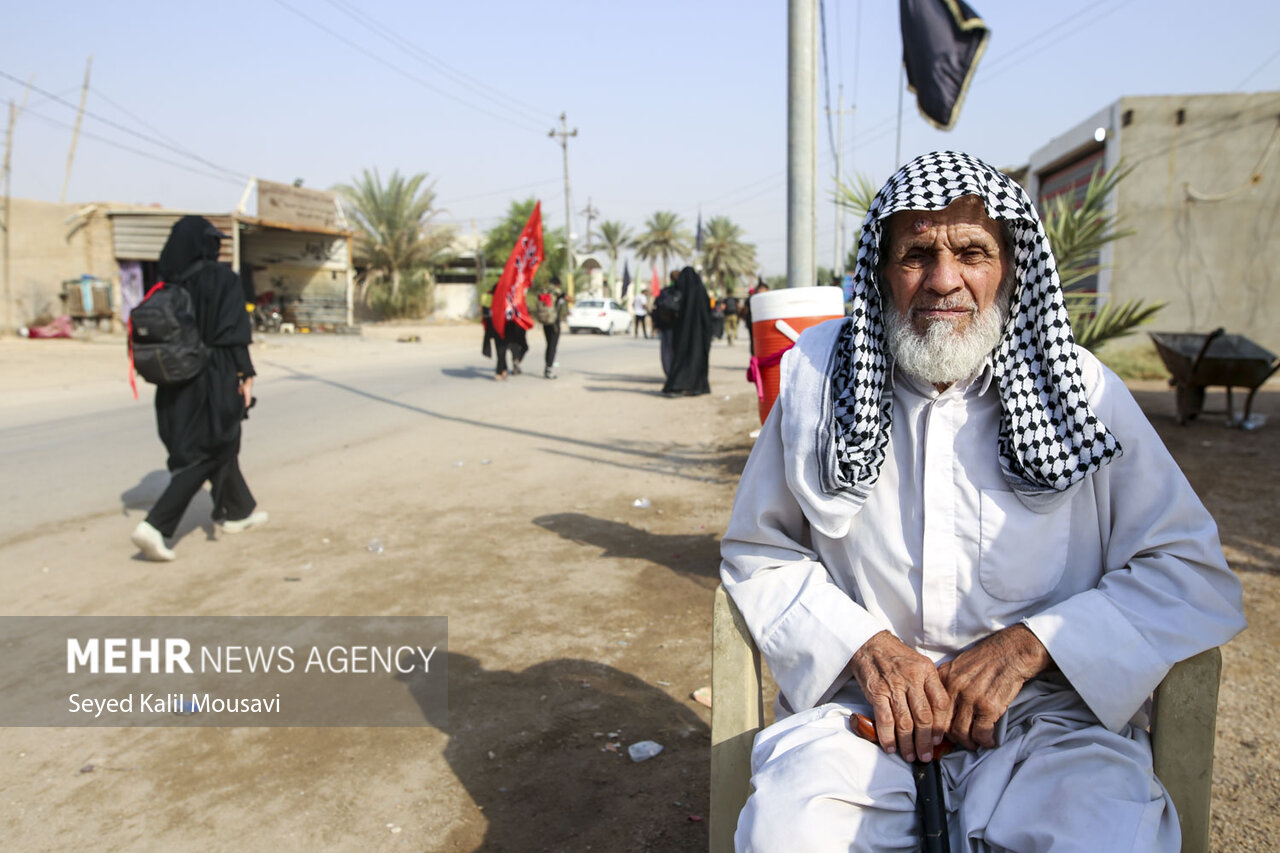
[{"xmin": 1148, "ymin": 329, "xmax": 1280, "ymax": 427}]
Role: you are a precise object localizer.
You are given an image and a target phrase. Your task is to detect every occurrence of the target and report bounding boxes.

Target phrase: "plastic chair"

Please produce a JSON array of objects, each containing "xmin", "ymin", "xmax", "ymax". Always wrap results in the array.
[{"xmin": 710, "ymin": 584, "xmax": 1222, "ymax": 853}]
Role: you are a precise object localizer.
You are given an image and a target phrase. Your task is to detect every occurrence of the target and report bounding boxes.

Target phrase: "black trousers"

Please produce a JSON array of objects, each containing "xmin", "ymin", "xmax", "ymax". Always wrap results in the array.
[
  {"xmin": 543, "ymin": 323, "xmax": 560, "ymax": 369},
  {"xmin": 495, "ymin": 326, "xmax": 528, "ymax": 375},
  {"xmin": 146, "ymin": 442, "xmax": 256, "ymax": 538},
  {"xmin": 633, "ymin": 314, "xmax": 648, "ymax": 337}
]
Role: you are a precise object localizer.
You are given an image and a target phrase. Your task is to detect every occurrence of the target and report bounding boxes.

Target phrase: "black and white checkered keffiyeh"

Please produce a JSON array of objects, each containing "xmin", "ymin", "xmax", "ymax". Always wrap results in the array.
[{"xmin": 823, "ymin": 150, "xmax": 1121, "ymax": 507}]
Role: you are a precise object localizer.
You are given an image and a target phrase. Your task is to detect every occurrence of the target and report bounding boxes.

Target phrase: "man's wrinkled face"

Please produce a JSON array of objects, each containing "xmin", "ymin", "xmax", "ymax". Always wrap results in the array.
[{"xmin": 882, "ymin": 195, "xmax": 1008, "ymax": 336}]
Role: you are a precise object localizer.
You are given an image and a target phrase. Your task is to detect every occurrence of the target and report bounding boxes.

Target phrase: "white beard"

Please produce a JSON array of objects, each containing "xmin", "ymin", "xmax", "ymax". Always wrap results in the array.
[{"xmin": 884, "ymin": 291, "xmax": 1009, "ymax": 386}]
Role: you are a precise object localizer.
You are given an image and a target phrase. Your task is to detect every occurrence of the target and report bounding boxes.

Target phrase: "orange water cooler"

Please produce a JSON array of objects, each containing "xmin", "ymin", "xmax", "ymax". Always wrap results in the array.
[{"xmin": 749, "ymin": 287, "xmax": 846, "ymax": 424}]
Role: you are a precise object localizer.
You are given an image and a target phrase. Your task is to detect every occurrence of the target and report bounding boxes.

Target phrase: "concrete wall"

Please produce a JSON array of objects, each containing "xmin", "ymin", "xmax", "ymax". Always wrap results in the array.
[
  {"xmin": 1025, "ymin": 92, "xmax": 1280, "ymax": 351},
  {"xmin": 435, "ymin": 282, "xmax": 477, "ymax": 319},
  {"xmin": 1110, "ymin": 93, "xmax": 1280, "ymax": 348},
  {"xmin": 5, "ymin": 199, "xmax": 118, "ymax": 326}
]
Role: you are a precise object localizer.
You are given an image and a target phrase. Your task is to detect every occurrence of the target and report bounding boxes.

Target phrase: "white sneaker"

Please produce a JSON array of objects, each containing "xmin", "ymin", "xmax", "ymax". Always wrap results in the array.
[
  {"xmin": 220, "ymin": 510, "xmax": 269, "ymax": 534},
  {"xmin": 131, "ymin": 522, "xmax": 176, "ymax": 562}
]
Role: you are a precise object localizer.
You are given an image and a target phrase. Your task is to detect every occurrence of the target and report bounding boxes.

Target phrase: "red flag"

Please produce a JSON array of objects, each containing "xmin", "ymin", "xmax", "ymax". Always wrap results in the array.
[
  {"xmin": 492, "ymin": 202, "xmax": 544, "ymax": 339},
  {"xmin": 650, "ymin": 267, "xmax": 661, "ymax": 299}
]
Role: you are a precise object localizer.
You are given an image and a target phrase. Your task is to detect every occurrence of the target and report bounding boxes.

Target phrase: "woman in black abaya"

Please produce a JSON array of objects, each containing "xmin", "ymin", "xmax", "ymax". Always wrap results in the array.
[
  {"xmin": 661, "ymin": 266, "xmax": 713, "ymax": 396},
  {"xmin": 130, "ymin": 216, "xmax": 267, "ymax": 561}
]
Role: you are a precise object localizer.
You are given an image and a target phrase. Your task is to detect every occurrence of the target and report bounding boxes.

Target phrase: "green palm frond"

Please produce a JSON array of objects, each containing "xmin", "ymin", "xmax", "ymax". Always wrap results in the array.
[
  {"xmin": 1066, "ymin": 293, "xmax": 1166, "ymax": 351},
  {"xmin": 833, "ymin": 173, "xmax": 881, "ymax": 221},
  {"xmin": 632, "ymin": 211, "xmax": 693, "ymax": 279},
  {"xmin": 591, "ymin": 220, "xmax": 632, "ymax": 258},
  {"xmin": 1042, "ymin": 163, "xmax": 1135, "ymax": 289},
  {"xmin": 700, "ymin": 215, "xmax": 757, "ymax": 293}
]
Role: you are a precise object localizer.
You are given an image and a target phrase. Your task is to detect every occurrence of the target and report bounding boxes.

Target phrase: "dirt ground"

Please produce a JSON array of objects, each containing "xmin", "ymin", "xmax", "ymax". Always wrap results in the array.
[{"xmin": 0, "ymin": 326, "xmax": 1277, "ymax": 852}]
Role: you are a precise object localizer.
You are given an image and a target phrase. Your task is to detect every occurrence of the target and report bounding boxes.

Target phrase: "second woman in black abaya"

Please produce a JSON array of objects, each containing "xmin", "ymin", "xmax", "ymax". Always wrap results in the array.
[{"xmin": 662, "ymin": 267, "xmax": 714, "ymax": 396}]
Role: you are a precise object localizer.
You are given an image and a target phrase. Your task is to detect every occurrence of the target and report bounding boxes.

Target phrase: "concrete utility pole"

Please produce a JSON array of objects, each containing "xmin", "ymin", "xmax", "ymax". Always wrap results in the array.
[
  {"xmin": 548, "ymin": 112, "xmax": 578, "ymax": 298},
  {"xmin": 580, "ymin": 196, "xmax": 599, "ymax": 250},
  {"xmin": 61, "ymin": 56, "xmax": 92, "ymax": 204},
  {"xmin": 787, "ymin": 0, "xmax": 818, "ymax": 290}
]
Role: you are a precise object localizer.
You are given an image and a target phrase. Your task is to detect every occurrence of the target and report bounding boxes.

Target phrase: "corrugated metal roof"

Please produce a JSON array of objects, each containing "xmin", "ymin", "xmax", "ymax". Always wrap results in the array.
[{"xmin": 109, "ymin": 212, "xmax": 235, "ymax": 263}]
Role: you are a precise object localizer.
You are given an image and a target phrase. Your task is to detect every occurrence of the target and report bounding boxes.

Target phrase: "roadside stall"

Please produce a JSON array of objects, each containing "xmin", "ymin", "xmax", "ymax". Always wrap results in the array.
[{"xmin": 107, "ymin": 180, "xmax": 355, "ymax": 331}]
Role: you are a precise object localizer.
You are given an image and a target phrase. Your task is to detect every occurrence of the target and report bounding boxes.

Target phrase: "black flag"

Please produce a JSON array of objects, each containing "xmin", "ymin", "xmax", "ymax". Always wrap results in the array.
[
  {"xmin": 900, "ymin": 0, "xmax": 989, "ymax": 130},
  {"xmin": 621, "ymin": 261, "xmax": 631, "ymax": 299}
]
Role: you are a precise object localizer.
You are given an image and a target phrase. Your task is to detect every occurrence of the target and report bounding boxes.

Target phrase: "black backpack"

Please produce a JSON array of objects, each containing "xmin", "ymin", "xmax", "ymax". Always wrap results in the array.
[
  {"xmin": 651, "ymin": 286, "xmax": 682, "ymax": 331},
  {"xmin": 129, "ymin": 280, "xmax": 208, "ymax": 389}
]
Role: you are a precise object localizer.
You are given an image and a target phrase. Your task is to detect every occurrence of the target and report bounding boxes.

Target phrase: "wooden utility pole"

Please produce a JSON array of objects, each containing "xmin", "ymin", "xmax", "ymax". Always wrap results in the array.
[
  {"xmin": 61, "ymin": 56, "xmax": 93, "ymax": 204},
  {"xmin": 3, "ymin": 100, "xmax": 15, "ymax": 336},
  {"xmin": 548, "ymin": 112, "xmax": 578, "ymax": 297},
  {"xmin": 2, "ymin": 79, "xmax": 31, "ymax": 336}
]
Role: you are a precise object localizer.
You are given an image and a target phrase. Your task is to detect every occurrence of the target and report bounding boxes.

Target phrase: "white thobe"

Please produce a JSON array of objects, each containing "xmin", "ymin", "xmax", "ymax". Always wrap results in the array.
[{"xmin": 719, "ymin": 322, "xmax": 1246, "ymax": 852}]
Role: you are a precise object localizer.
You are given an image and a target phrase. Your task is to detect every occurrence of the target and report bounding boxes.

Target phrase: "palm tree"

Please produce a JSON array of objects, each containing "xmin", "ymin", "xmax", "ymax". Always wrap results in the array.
[
  {"xmin": 589, "ymin": 220, "xmax": 632, "ymax": 296},
  {"xmin": 336, "ymin": 168, "xmax": 453, "ymax": 304},
  {"xmin": 700, "ymin": 216, "xmax": 757, "ymax": 295},
  {"xmin": 632, "ymin": 211, "xmax": 692, "ymax": 281}
]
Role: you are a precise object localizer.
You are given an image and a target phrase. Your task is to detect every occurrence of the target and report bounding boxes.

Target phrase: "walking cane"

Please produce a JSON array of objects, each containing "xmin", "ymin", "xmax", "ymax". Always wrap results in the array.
[{"xmin": 852, "ymin": 713, "xmax": 952, "ymax": 853}]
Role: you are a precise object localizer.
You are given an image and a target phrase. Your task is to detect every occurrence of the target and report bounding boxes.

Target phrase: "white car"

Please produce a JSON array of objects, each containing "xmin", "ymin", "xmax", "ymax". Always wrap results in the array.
[{"xmin": 566, "ymin": 298, "xmax": 632, "ymax": 335}]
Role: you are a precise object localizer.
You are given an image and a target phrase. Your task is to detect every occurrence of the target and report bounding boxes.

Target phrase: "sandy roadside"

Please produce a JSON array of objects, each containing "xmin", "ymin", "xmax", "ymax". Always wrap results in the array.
[{"xmin": 1, "ymin": 323, "xmax": 753, "ymax": 851}]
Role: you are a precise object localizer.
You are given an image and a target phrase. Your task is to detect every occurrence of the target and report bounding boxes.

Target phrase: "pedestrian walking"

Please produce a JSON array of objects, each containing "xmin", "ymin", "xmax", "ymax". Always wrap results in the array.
[
  {"xmin": 743, "ymin": 279, "xmax": 770, "ymax": 355},
  {"xmin": 494, "ymin": 320, "xmax": 528, "ymax": 380},
  {"xmin": 723, "ymin": 291, "xmax": 740, "ymax": 346},
  {"xmin": 535, "ymin": 277, "xmax": 568, "ymax": 379},
  {"xmin": 130, "ymin": 216, "xmax": 266, "ymax": 561},
  {"xmin": 480, "ymin": 285, "xmax": 496, "ymax": 358},
  {"xmin": 661, "ymin": 266, "xmax": 713, "ymax": 396},
  {"xmin": 632, "ymin": 289, "xmax": 649, "ymax": 338}
]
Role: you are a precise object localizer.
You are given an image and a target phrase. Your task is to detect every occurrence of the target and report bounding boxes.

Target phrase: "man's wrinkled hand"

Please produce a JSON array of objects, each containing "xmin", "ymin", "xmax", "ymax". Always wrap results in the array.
[
  {"xmin": 936, "ymin": 623, "xmax": 1051, "ymax": 751},
  {"xmin": 848, "ymin": 631, "xmax": 952, "ymax": 763}
]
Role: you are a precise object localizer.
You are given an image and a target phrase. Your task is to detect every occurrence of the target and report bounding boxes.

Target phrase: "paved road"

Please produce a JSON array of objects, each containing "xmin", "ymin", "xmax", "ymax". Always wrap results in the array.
[{"xmin": 0, "ymin": 329, "xmax": 670, "ymax": 544}]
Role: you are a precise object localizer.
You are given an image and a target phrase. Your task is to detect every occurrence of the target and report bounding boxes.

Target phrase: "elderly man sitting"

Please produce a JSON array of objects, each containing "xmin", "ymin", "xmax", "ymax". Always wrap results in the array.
[{"xmin": 720, "ymin": 151, "xmax": 1245, "ymax": 852}]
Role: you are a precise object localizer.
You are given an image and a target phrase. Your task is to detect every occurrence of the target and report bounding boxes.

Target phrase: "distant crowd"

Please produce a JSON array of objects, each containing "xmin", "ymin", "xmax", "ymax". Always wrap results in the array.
[{"xmin": 478, "ymin": 269, "xmax": 778, "ymax": 397}]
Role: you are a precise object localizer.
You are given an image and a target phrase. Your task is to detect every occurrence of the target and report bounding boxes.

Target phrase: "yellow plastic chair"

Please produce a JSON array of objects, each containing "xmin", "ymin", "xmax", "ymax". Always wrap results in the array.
[{"xmin": 710, "ymin": 584, "xmax": 1222, "ymax": 853}]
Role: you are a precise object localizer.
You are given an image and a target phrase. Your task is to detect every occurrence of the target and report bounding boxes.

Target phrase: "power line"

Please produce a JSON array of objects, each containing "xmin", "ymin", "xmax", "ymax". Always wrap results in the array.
[
  {"xmin": 0, "ymin": 68, "xmax": 248, "ymax": 181},
  {"xmin": 323, "ymin": 0, "xmax": 553, "ymax": 127},
  {"xmin": 438, "ymin": 177, "xmax": 561, "ymax": 206},
  {"xmin": 979, "ymin": 0, "xmax": 1134, "ymax": 80},
  {"xmin": 819, "ymin": 0, "xmax": 838, "ymax": 158},
  {"xmin": 1236, "ymin": 44, "xmax": 1280, "ymax": 89},
  {"xmin": 91, "ymin": 87, "xmax": 188, "ymax": 151},
  {"xmin": 22, "ymin": 108, "xmax": 245, "ymax": 187},
  {"xmin": 270, "ymin": 0, "xmax": 547, "ymax": 136}
]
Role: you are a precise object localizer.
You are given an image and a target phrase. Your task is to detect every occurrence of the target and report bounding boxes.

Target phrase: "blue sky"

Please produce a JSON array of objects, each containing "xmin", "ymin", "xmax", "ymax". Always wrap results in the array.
[{"xmin": 3, "ymin": 0, "xmax": 1279, "ymax": 275}]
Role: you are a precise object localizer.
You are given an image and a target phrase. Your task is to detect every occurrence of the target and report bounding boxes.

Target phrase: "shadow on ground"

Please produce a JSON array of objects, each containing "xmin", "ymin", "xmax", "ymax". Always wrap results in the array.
[
  {"xmin": 411, "ymin": 652, "xmax": 709, "ymax": 852},
  {"xmin": 441, "ymin": 366, "xmax": 499, "ymax": 381},
  {"xmin": 120, "ymin": 470, "xmax": 216, "ymax": 552},
  {"xmin": 533, "ymin": 512, "xmax": 722, "ymax": 587}
]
